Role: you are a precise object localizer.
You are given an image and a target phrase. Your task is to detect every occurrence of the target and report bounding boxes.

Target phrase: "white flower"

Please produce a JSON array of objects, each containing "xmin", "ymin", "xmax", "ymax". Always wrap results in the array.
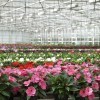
[
  {"xmin": 46, "ymin": 58, "xmax": 51, "ymax": 61},
  {"xmin": 0, "ymin": 63, "xmax": 3, "ymax": 66},
  {"xmin": 8, "ymin": 58, "xmax": 12, "ymax": 61},
  {"xmin": 38, "ymin": 57, "xmax": 43, "ymax": 60},
  {"xmin": 81, "ymin": 57, "xmax": 83, "ymax": 59},
  {"xmin": 26, "ymin": 58, "xmax": 30, "ymax": 61},
  {"xmin": 67, "ymin": 58, "xmax": 71, "ymax": 60},
  {"xmin": 51, "ymin": 57, "xmax": 56, "ymax": 62},
  {"xmin": 34, "ymin": 57, "xmax": 43, "ymax": 62},
  {"xmin": 19, "ymin": 58, "xmax": 24, "ymax": 62},
  {"xmin": 77, "ymin": 58, "xmax": 82, "ymax": 61},
  {"xmin": 16, "ymin": 57, "xmax": 19, "ymax": 60}
]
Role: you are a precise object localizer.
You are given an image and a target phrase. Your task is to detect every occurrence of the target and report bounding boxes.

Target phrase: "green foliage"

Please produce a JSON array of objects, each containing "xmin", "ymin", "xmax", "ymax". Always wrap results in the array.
[
  {"xmin": 0, "ymin": 74, "xmax": 11, "ymax": 100},
  {"xmin": 0, "ymin": 74, "xmax": 20, "ymax": 100},
  {"xmin": 0, "ymin": 51, "xmax": 100, "ymax": 67},
  {"xmin": 47, "ymin": 72, "xmax": 79, "ymax": 100}
]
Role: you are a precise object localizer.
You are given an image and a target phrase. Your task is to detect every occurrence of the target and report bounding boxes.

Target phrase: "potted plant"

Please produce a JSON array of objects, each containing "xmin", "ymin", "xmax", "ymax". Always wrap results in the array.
[
  {"xmin": 47, "ymin": 62, "xmax": 100, "ymax": 100},
  {"xmin": 13, "ymin": 66, "xmax": 50, "ymax": 100},
  {"xmin": 0, "ymin": 74, "xmax": 11, "ymax": 100},
  {"xmin": 0, "ymin": 69, "xmax": 20, "ymax": 100},
  {"xmin": 47, "ymin": 72, "xmax": 79, "ymax": 100}
]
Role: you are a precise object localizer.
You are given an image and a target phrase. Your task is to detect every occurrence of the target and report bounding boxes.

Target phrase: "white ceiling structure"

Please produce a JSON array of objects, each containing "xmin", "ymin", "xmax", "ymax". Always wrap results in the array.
[{"xmin": 0, "ymin": 0, "xmax": 100, "ymax": 34}]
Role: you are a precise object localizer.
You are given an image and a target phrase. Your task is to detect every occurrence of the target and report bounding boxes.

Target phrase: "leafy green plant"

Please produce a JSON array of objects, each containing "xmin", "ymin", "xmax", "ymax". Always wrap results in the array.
[
  {"xmin": 47, "ymin": 72, "xmax": 79, "ymax": 100},
  {"xmin": 0, "ymin": 74, "xmax": 12, "ymax": 100}
]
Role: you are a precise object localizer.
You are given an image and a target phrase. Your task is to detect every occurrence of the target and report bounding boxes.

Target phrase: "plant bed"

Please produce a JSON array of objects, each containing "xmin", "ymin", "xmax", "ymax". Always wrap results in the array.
[{"xmin": 0, "ymin": 57, "xmax": 99, "ymax": 100}]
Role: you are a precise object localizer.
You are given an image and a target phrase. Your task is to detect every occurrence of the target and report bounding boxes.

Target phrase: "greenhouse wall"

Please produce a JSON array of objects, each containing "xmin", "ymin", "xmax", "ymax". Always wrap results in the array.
[
  {"xmin": 0, "ymin": 31, "xmax": 30, "ymax": 44},
  {"xmin": 0, "ymin": 31, "xmax": 100, "ymax": 46}
]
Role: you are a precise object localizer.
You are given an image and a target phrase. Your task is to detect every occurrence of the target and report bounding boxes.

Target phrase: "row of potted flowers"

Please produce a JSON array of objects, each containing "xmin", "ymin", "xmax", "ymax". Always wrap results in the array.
[
  {"xmin": 0, "ymin": 60, "xmax": 100, "ymax": 100},
  {"xmin": 0, "ymin": 44, "xmax": 100, "ymax": 50},
  {"xmin": 0, "ymin": 52, "xmax": 100, "ymax": 67}
]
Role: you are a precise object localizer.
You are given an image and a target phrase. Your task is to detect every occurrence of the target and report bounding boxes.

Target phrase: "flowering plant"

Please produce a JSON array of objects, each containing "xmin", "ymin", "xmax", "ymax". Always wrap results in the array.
[
  {"xmin": 47, "ymin": 60, "xmax": 100, "ymax": 100},
  {"xmin": 0, "ymin": 51, "xmax": 100, "ymax": 67},
  {"xmin": 47, "ymin": 72, "xmax": 78, "ymax": 100},
  {"xmin": 0, "ymin": 68, "xmax": 20, "ymax": 100},
  {"xmin": 16, "ymin": 66, "xmax": 49, "ymax": 100},
  {"xmin": 0, "ymin": 59, "xmax": 99, "ymax": 100}
]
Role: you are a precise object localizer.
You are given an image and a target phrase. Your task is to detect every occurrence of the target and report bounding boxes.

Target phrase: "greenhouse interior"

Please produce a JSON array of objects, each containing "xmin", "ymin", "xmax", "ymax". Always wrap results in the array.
[{"xmin": 0, "ymin": 0, "xmax": 100, "ymax": 100}]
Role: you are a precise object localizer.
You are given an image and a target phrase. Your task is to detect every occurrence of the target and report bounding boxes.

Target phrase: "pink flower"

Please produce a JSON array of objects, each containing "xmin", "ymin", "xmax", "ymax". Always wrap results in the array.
[
  {"xmin": 51, "ymin": 67, "xmax": 61, "ymax": 75},
  {"xmin": 9, "ymin": 76, "xmax": 16, "ymax": 83},
  {"xmin": 85, "ymin": 77, "xmax": 92, "ymax": 83},
  {"xmin": 84, "ymin": 72, "xmax": 92, "ymax": 83},
  {"xmin": 75, "ymin": 73, "xmax": 81, "ymax": 79},
  {"xmin": 79, "ymin": 87, "xmax": 93, "ymax": 97},
  {"xmin": 40, "ymin": 68, "xmax": 49, "ymax": 78},
  {"xmin": 0, "ymin": 73, "xmax": 1, "ymax": 77},
  {"xmin": 65, "ymin": 65, "xmax": 76, "ymax": 76},
  {"xmin": 13, "ymin": 69, "xmax": 21, "ymax": 75},
  {"xmin": 79, "ymin": 89, "xmax": 87, "ymax": 97},
  {"xmin": 83, "ymin": 68, "xmax": 89, "ymax": 74},
  {"xmin": 20, "ymin": 70, "xmax": 28, "ymax": 76},
  {"xmin": 24, "ymin": 80, "xmax": 31, "ymax": 86},
  {"xmin": 4, "ymin": 68, "xmax": 12, "ymax": 75},
  {"xmin": 92, "ymin": 82, "xmax": 99, "ymax": 90},
  {"xmin": 95, "ymin": 75, "xmax": 100, "ymax": 81},
  {"xmin": 82, "ymin": 62, "xmax": 89, "ymax": 67},
  {"xmin": 26, "ymin": 86, "xmax": 36, "ymax": 97},
  {"xmin": 85, "ymin": 87, "xmax": 93, "ymax": 96},
  {"xmin": 93, "ymin": 68, "xmax": 100, "ymax": 73},
  {"xmin": 88, "ymin": 93, "xmax": 95, "ymax": 100},
  {"xmin": 57, "ymin": 59, "xmax": 62, "ymax": 65},
  {"xmin": 39, "ymin": 79, "xmax": 46, "ymax": 90},
  {"xmin": 61, "ymin": 66, "xmax": 67, "ymax": 70},
  {"xmin": 67, "ymin": 69, "xmax": 76, "ymax": 75},
  {"xmin": 31, "ymin": 75, "xmax": 40, "ymax": 83}
]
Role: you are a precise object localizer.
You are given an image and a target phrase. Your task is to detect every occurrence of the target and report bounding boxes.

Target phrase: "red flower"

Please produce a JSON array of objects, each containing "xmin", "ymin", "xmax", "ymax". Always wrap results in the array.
[
  {"xmin": 19, "ymin": 62, "xmax": 35, "ymax": 69},
  {"xmin": 44, "ymin": 62, "xmax": 54, "ymax": 68},
  {"xmin": 25, "ymin": 61, "xmax": 35, "ymax": 69},
  {"xmin": 19, "ymin": 64, "xmax": 24, "ymax": 69},
  {"xmin": 12, "ymin": 61, "xmax": 20, "ymax": 67}
]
